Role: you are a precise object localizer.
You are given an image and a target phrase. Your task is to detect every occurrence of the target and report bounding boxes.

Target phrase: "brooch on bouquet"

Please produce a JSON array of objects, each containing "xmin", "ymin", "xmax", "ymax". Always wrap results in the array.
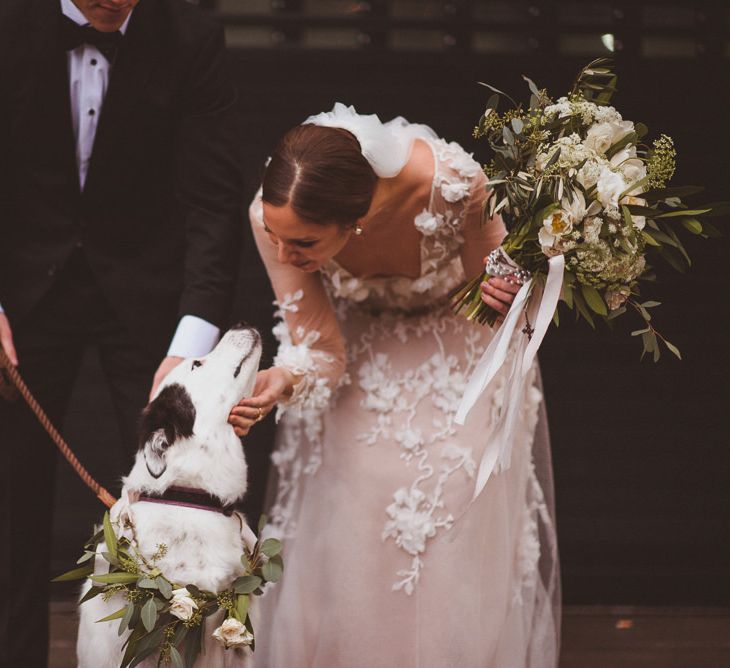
[{"xmin": 451, "ymin": 59, "xmax": 725, "ymax": 497}]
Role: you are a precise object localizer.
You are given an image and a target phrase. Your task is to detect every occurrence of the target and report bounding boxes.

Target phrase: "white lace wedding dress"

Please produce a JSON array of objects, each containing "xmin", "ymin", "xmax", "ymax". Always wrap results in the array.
[{"xmin": 249, "ymin": 116, "xmax": 560, "ymax": 668}]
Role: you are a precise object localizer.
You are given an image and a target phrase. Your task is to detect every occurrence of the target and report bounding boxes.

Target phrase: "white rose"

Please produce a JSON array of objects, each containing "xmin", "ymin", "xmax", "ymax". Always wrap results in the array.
[
  {"xmin": 212, "ymin": 617, "xmax": 254, "ymax": 649},
  {"xmin": 584, "ymin": 120, "xmax": 634, "ymax": 155},
  {"xmin": 414, "ymin": 210, "xmax": 442, "ymax": 236},
  {"xmin": 595, "ymin": 168, "xmax": 627, "ymax": 209},
  {"xmin": 440, "ymin": 181, "xmax": 470, "ymax": 203},
  {"xmin": 169, "ymin": 588, "xmax": 198, "ymax": 621}
]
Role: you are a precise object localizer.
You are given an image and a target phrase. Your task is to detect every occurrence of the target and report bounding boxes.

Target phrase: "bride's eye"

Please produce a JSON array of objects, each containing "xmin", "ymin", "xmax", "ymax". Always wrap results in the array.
[{"xmin": 295, "ymin": 239, "xmax": 317, "ymax": 248}]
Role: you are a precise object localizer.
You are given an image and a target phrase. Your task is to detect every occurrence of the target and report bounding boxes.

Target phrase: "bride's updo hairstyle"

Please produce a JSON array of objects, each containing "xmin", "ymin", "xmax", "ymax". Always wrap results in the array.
[{"xmin": 262, "ymin": 124, "xmax": 377, "ymax": 226}]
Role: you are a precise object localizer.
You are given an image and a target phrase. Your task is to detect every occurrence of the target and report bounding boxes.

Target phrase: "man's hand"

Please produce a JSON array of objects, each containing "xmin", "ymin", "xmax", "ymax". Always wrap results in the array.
[
  {"xmin": 228, "ymin": 367, "xmax": 295, "ymax": 438},
  {"xmin": 149, "ymin": 356, "xmax": 185, "ymax": 400},
  {"xmin": 0, "ymin": 313, "xmax": 18, "ymax": 366}
]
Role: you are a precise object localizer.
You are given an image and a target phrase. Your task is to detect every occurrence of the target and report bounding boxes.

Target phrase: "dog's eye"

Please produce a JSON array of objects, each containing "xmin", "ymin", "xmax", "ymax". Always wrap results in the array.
[{"xmin": 191, "ymin": 360, "xmax": 203, "ymax": 370}]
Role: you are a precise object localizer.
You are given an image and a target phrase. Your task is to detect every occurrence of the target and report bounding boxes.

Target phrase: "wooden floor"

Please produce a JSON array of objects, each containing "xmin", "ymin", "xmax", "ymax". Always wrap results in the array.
[{"xmin": 49, "ymin": 602, "xmax": 730, "ymax": 667}]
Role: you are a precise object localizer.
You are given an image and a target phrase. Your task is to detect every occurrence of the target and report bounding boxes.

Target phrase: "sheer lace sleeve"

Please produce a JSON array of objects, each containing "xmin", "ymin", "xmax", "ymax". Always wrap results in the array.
[
  {"xmin": 458, "ymin": 165, "xmax": 508, "ymax": 278},
  {"xmin": 249, "ymin": 192, "xmax": 348, "ymax": 414}
]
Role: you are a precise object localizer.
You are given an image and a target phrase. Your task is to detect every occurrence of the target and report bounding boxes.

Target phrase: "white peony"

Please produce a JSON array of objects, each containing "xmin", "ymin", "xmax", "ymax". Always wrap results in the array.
[
  {"xmin": 440, "ymin": 181, "xmax": 470, "ymax": 203},
  {"xmin": 539, "ymin": 191, "xmax": 587, "ymax": 253},
  {"xmin": 584, "ymin": 120, "xmax": 634, "ymax": 155},
  {"xmin": 169, "ymin": 588, "xmax": 198, "ymax": 621},
  {"xmin": 414, "ymin": 210, "xmax": 442, "ymax": 236},
  {"xmin": 595, "ymin": 167, "xmax": 627, "ymax": 209},
  {"xmin": 212, "ymin": 617, "xmax": 254, "ymax": 649},
  {"xmin": 611, "ymin": 149, "xmax": 647, "ymax": 195}
]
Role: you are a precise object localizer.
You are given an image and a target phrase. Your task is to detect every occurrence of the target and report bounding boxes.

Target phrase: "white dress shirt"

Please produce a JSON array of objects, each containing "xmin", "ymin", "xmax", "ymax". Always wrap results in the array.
[{"xmin": 1, "ymin": 1, "xmax": 221, "ymax": 360}]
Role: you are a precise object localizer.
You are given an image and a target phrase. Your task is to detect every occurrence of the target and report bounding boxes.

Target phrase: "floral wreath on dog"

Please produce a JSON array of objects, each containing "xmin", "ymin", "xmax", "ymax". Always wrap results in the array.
[{"xmin": 55, "ymin": 512, "xmax": 283, "ymax": 668}]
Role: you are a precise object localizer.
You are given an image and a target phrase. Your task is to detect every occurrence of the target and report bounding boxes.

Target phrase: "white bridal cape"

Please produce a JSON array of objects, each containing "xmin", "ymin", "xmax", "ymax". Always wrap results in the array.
[{"xmin": 250, "ymin": 106, "xmax": 560, "ymax": 668}]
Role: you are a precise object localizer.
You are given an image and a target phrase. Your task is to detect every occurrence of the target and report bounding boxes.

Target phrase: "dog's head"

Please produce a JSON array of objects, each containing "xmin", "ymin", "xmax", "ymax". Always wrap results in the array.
[{"xmin": 129, "ymin": 324, "xmax": 261, "ymax": 499}]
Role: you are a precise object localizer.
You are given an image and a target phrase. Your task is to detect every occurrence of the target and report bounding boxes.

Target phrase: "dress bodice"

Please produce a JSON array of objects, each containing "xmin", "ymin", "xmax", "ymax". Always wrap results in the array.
[{"xmin": 318, "ymin": 137, "xmax": 487, "ymax": 314}]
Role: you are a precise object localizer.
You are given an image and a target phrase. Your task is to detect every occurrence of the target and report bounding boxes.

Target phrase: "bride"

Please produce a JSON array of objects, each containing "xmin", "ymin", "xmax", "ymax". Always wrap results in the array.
[{"xmin": 229, "ymin": 104, "xmax": 560, "ymax": 667}]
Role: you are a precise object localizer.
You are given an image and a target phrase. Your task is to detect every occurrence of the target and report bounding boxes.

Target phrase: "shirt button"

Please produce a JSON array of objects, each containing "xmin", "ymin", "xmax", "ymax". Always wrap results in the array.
[
  {"xmin": 88, "ymin": 109, "xmax": 95, "ymax": 116},
  {"xmin": 91, "ymin": 58, "xmax": 98, "ymax": 66}
]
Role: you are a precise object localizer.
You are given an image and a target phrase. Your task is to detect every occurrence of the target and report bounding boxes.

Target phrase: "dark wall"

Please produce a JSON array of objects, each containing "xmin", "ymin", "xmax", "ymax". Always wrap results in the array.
[{"xmin": 53, "ymin": 16, "xmax": 730, "ymax": 607}]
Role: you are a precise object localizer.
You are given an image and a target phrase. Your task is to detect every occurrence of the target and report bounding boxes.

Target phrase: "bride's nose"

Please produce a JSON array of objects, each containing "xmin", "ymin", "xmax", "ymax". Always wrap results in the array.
[{"xmin": 277, "ymin": 242, "xmax": 296, "ymax": 265}]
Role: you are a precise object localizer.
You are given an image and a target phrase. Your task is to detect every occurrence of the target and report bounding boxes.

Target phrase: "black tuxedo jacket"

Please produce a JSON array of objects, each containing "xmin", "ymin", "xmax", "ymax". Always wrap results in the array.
[{"xmin": 0, "ymin": 0, "xmax": 244, "ymax": 357}]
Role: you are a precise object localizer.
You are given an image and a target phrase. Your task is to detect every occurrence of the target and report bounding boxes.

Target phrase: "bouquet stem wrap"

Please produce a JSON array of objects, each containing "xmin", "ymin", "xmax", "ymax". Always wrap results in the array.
[{"xmin": 455, "ymin": 250, "xmax": 565, "ymax": 500}]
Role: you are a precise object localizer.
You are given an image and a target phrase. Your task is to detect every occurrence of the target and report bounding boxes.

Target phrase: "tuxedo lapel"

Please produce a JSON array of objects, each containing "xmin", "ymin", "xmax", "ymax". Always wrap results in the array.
[
  {"xmin": 83, "ymin": 0, "xmax": 157, "ymax": 196},
  {"xmin": 24, "ymin": 3, "xmax": 81, "ymax": 197}
]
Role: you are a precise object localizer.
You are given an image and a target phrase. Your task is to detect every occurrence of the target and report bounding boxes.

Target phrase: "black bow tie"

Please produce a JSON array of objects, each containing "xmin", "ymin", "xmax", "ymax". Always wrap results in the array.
[{"xmin": 60, "ymin": 15, "xmax": 123, "ymax": 64}]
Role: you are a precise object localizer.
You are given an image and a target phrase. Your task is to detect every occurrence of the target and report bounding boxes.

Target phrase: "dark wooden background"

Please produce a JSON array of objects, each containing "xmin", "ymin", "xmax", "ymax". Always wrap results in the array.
[{"xmin": 52, "ymin": 0, "xmax": 730, "ymax": 607}]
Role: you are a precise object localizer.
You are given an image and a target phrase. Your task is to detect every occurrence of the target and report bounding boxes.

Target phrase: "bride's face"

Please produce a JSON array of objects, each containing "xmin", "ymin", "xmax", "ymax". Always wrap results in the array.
[{"xmin": 262, "ymin": 202, "xmax": 353, "ymax": 272}]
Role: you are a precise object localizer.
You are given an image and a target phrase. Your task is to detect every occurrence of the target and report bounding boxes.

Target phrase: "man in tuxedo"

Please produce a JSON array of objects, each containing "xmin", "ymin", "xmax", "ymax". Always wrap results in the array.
[{"xmin": 0, "ymin": 0, "xmax": 244, "ymax": 664}]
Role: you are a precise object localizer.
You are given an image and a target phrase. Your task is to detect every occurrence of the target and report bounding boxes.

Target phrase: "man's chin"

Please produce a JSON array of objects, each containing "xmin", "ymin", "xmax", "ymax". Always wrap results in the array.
[{"xmin": 89, "ymin": 7, "xmax": 133, "ymax": 31}]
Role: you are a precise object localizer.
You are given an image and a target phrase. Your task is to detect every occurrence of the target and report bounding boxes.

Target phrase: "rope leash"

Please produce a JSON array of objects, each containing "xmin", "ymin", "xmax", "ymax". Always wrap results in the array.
[{"xmin": 0, "ymin": 348, "xmax": 116, "ymax": 509}]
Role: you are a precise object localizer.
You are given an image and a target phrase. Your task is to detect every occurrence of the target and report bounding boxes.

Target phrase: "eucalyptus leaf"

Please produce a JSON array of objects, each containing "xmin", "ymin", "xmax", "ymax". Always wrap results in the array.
[
  {"xmin": 680, "ymin": 218, "xmax": 703, "ymax": 234},
  {"xmin": 79, "ymin": 585, "xmax": 105, "ymax": 604},
  {"xmin": 262, "ymin": 555, "xmax": 284, "ymax": 583},
  {"xmin": 664, "ymin": 340, "xmax": 682, "ymax": 360},
  {"xmin": 233, "ymin": 575, "xmax": 263, "ymax": 594},
  {"xmin": 236, "ymin": 594, "xmax": 250, "ymax": 622},
  {"xmin": 137, "ymin": 577, "xmax": 158, "ymax": 590},
  {"xmin": 260, "ymin": 538, "xmax": 283, "ymax": 558},
  {"xmin": 656, "ymin": 208, "xmax": 711, "ymax": 218},
  {"xmin": 156, "ymin": 576, "xmax": 173, "ymax": 600},
  {"xmin": 119, "ymin": 603, "xmax": 135, "ymax": 636},
  {"xmin": 141, "ymin": 597, "xmax": 158, "ymax": 633}
]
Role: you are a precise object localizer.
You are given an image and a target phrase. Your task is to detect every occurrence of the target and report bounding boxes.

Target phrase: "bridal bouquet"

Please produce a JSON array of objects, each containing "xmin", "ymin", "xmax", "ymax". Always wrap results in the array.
[{"xmin": 452, "ymin": 58, "xmax": 721, "ymax": 361}]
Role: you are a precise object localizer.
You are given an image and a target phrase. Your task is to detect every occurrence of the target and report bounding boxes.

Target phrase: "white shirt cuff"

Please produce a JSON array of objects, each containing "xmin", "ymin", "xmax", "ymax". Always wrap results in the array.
[
  {"xmin": 167, "ymin": 315, "xmax": 220, "ymax": 358},
  {"xmin": 0, "ymin": 303, "xmax": 4, "ymax": 314}
]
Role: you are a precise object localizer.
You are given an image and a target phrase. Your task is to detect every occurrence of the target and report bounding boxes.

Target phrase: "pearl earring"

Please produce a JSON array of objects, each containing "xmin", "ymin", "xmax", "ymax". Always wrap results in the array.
[{"xmin": 354, "ymin": 224, "xmax": 364, "ymax": 236}]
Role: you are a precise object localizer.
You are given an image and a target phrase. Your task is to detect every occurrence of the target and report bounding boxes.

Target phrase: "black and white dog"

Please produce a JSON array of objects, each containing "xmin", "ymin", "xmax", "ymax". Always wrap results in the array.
[{"xmin": 77, "ymin": 324, "xmax": 262, "ymax": 667}]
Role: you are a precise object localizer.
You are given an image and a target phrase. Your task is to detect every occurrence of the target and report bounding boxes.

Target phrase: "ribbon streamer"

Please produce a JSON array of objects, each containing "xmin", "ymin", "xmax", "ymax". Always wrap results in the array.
[{"xmin": 455, "ymin": 252, "xmax": 565, "ymax": 500}]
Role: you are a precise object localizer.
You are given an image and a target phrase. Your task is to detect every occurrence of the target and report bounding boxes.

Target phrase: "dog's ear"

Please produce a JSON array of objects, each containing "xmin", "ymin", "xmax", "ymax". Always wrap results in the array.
[{"xmin": 138, "ymin": 383, "xmax": 196, "ymax": 479}]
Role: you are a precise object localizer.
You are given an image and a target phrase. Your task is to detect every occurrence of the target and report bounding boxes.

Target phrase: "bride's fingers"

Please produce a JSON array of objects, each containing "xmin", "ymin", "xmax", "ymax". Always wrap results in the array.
[
  {"xmin": 488, "ymin": 276, "xmax": 522, "ymax": 294},
  {"xmin": 481, "ymin": 293, "xmax": 510, "ymax": 316},
  {"xmin": 481, "ymin": 281, "xmax": 515, "ymax": 307}
]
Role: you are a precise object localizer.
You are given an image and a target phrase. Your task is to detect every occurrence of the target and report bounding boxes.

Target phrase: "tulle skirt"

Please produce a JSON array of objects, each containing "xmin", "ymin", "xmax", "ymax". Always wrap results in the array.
[{"xmin": 253, "ymin": 305, "xmax": 560, "ymax": 668}]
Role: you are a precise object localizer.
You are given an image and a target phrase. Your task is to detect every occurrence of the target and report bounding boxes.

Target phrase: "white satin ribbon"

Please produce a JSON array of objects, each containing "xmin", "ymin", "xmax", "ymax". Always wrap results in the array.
[{"xmin": 455, "ymin": 253, "xmax": 565, "ymax": 501}]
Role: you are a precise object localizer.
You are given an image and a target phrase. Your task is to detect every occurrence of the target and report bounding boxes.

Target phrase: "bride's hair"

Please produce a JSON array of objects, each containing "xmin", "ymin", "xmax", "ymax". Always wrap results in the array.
[{"xmin": 262, "ymin": 124, "xmax": 377, "ymax": 226}]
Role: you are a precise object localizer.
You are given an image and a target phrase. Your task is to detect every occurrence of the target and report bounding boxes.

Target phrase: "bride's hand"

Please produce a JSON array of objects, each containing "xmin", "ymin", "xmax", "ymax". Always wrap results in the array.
[
  {"xmin": 481, "ymin": 274, "xmax": 523, "ymax": 324},
  {"xmin": 228, "ymin": 367, "xmax": 295, "ymax": 437}
]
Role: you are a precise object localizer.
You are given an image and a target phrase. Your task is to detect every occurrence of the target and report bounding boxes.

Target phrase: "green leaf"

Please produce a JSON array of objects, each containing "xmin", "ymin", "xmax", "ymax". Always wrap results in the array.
[
  {"xmin": 664, "ymin": 340, "xmax": 682, "ymax": 360},
  {"xmin": 96, "ymin": 605, "xmax": 127, "ymax": 623},
  {"xmin": 641, "ymin": 230, "xmax": 661, "ymax": 247},
  {"xmin": 137, "ymin": 577, "xmax": 158, "ymax": 590},
  {"xmin": 522, "ymin": 74, "xmax": 541, "ymax": 98},
  {"xmin": 257, "ymin": 514, "xmax": 268, "ymax": 536},
  {"xmin": 656, "ymin": 208, "xmax": 711, "ymax": 218},
  {"xmin": 641, "ymin": 301, "xmax": 661, "ymax": 308},
  {"xmin": 141, "ymin": 598, "xmax": 158, "ymax": 633},
  {"xmin": 79, "ymin": 586, "xmax": 105, "ymax": 604},
  {"xmin": 156, "ymin": 576, "xmax": 173, "ymax": 600},
  {"xmin": 91, "ymin": 572, "xmax": 140, "ymax": 585},
  {"xmin": 643, "ymin": 185, "xmax": 704, "ymax": 202},
  {"xmin": 680, "ymin": 218, "xmax": 703, "ymax": 234},
  {"xmin": 76, "ymin": 551, "xmax": 96, "ymax": 565},
  {"xmin": 580, "ymin": 285, "xmax": 608, "ymax": 316},
  {"xmin": 573, "ymin": 292, "xmax": 595, "ymax": 329},
  {"xmin": 119, "ymin": 603, "xmax": 135, "ymax": 636},
  {"xmin": 511, "ymin": 117, "xmax": 524, "ymax": 134},
  {"xmin": 261, "ymin": 555, "xmax": 284, "ymax": 583},
  {"xmin": 52, "ymin": 564, "xmax": 94, "ymax": 582},
  {"xmin": 235, "ymin": 594, "xmax": 250, "ymax": 622},
  {"xmin": 260, "ymin": 538, "xmax": 283, "ymax": 558},
  {"xmin": 103, "ymin": 512, "xmax": 118, "ymax": 558},
  {"xmin": 170, "ymin": 646, "xmax": 185, "ymax": 668},
  {"xmin": 233, "ymin": 575, "xmax": 262, "ymax": 595}
]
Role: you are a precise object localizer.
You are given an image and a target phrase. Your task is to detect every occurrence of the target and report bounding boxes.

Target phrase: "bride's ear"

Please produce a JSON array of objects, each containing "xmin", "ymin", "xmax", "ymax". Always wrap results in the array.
[{"xmin": 138, "ymin": 383, "xmax": 196, "ymax": 478}]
